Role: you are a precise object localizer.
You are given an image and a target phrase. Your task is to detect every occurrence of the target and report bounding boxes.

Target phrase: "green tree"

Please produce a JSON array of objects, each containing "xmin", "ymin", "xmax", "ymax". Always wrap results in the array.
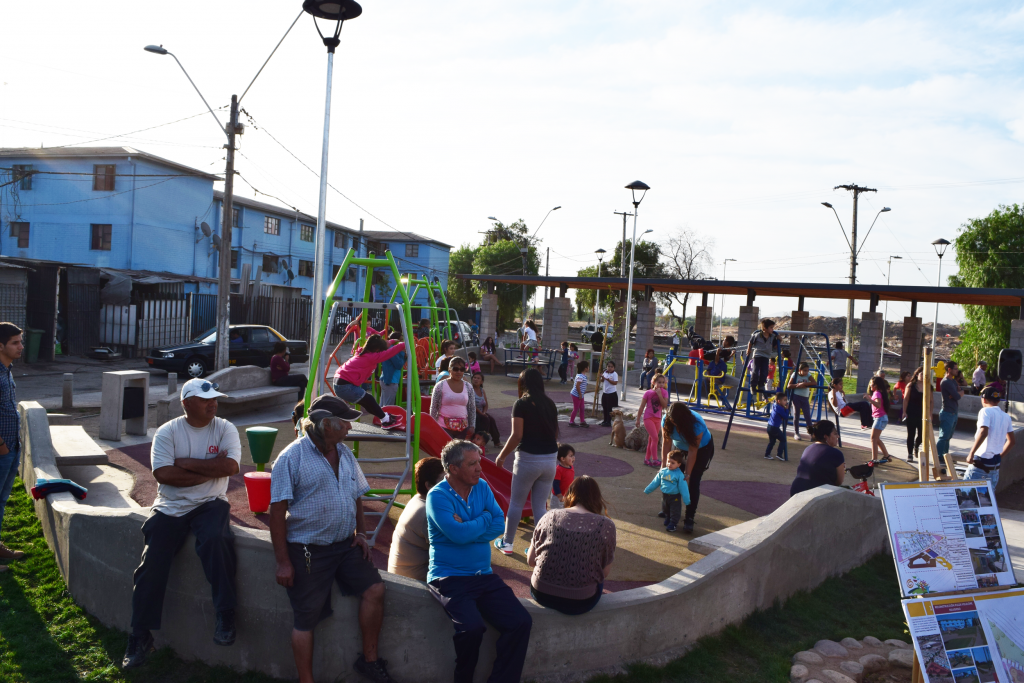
[
  {"xmin": 602, "ymin": 239, "xmax": 665, "ymax": 331},
  {"xmin": 948, "ymin": 204, "xmax": 1024, "ymax": 371},
  {"xmin": 445, "ymin": 244, "xmax": 480, "ymax": 310},
  {"xmin": 473, "ymin": 239, "xmax": 541, "ymax": 331}
]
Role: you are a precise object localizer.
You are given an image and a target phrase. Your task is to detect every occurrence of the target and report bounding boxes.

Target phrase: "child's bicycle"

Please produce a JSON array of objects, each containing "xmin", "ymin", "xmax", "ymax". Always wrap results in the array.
[{"xmin": 848, "ymin": 457, "xmax": 890, "ymax": 496}]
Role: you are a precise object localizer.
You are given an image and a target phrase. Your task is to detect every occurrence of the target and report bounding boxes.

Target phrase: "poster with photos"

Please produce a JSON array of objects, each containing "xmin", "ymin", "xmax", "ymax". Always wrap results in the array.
[
  {"xmin": 904, "ymin": 589, "xmax": 1024, "ymax": 683},
  {"xmin": 879, "ymin": 481, "xmax": 1015, "ymax": 597}
]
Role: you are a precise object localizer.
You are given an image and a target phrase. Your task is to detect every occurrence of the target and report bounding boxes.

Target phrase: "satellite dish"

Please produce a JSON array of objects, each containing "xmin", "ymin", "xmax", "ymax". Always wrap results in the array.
[
  {"xmin": 200, "ymin": 222, "xmax": 212, "ymax": 237},
  {"xmin": 212, "ymin": 234, "xmax": 221, "ymax": 250},
  {"xmin": 286, "ymin": 269, "xmax": 295, "ymax": 280},
  {"xmin": 280, "ymin": 259, "xmax": 290, "ymax": 269}
]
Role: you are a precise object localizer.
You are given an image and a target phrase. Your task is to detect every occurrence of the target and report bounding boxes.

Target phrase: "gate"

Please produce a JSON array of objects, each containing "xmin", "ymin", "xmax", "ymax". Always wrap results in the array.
[{"xmin": 66, "ymin": 267, "xmax": 101, "ymax": 356}]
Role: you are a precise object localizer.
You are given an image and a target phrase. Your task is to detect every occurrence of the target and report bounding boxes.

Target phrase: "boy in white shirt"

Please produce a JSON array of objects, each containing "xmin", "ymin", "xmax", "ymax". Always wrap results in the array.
[
  {"xmin": 965, "ymin": 386, "xmax": 1015, "ymax": 489},
  {"xmin": 599, "ymin": 361, "xmax": 619, "ymax": 427}
]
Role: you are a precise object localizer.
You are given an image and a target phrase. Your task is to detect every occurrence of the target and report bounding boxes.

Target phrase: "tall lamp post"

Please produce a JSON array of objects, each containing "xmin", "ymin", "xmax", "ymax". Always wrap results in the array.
[
  {"xmin": 880, "ymin": 255, "xmax": 902, "ymax": 367},
  {"xmin": 720, "ymin": 258, "xmax": 736, "ymax": 341},
  {"xmin": 593, "ymin": 248, "xmax": 606, "ymax": 324},
  {"xmin": 620, "ymin": 180, "xmax": 650, "ymax": 402},
  {"xmin": 931, "ymin": 238, "xmax": 951, "ymax": 355},
  {"xmin": 528, "ymin": 205, "xmax": 560, "ymax": 316},
  {"xmin": 303, "ymin": 0, "xmax": 363, "ymax": 368}
]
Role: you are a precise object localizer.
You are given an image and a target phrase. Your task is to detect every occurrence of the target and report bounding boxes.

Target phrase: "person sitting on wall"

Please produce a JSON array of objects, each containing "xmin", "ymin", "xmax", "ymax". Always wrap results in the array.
[
  {"xmin": 426, "ymin": 440, "xmax": 532, "ymax": 683},
  {"xmin": 388, "ymin": 457, "xmax": 446, "ymax": 582},
  {"xmin": 122, "ymin": 379, "xmax": 242, "ymax": 669},
  {"xmin": 271, "ymin": 341, "xmax": 308, "ymax": 402},
  {"xmin": 269, "ymin": 395, "xmax": 397, "ymax": 683}
]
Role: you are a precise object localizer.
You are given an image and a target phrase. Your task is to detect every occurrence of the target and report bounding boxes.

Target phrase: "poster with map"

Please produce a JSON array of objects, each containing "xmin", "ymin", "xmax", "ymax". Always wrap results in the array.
[
  {"xmin": 880, "ymin": 481, "xmax": 1015, "ymax": 597},
  {"xmin": 904, "ymin": 590, "xmax": 1024, "ymax": 683}
]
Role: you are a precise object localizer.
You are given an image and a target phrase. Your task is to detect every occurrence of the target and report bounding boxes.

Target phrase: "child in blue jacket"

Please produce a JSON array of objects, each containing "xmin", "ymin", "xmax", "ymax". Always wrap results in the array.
[
  {"xmin": 379, "ymin": 335, "xmax": 407, "ymax": 406},
  {"xmin": 765, "ymin": 392, "xmax": 789, "ymax": 461},
  {"xmin": 644, "ymin": 450, "xmax": 689, "ymax": 531}
]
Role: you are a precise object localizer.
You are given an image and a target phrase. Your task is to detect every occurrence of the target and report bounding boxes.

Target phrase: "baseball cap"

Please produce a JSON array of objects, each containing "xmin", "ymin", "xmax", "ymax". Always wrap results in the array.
[
  {"xmin": 307, "ymin": 394, "xmax": 362, "ymax": 424},
  {"xmin": 181, "ymin": 378, "xmax": 227, "ymax": 400},
  {"xmin": 980, "ymin": 386, "xmax": 1001, "ymax": 401}
]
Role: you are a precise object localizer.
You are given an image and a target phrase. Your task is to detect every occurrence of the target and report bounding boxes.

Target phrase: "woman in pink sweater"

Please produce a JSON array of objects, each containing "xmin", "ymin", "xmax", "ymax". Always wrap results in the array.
[{"xmin": 333, "ymin": 334, "xmax": 406, "ymax": 429}]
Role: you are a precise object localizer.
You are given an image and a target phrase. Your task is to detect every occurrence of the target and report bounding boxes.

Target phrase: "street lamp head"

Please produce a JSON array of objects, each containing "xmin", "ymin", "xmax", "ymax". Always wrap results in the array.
[
  {"xmin": 642, "ymin": 229, "xmax": 653, "ymax": 236},
  {"xmin": 553, "ymin": 206, "xmax": 562, "ymax": 211},
  {"xmin": 625, "ymin": 180, "xmax": 650, "ymax": 207},
  {"xmin": 303, "ymin": 0, "xmax": 361, "ymax": 52},
  {"xmin": 595, "ymin": 248, "xmax": 606, "ymax": 255},
  {"xmin": 932, "ymin": 238, "xmax": 951, "ymax": 258},
  {"xmin": 821, "ymin": 202, "xmax": 833, "ymax": 209},
  {"xmin": 881, "ymin": 207, "xmax": 891, "ymax": 212},
  {"xmin": 144, "ymin": 44, "xmax": 169, "ymax": 55},
  {"xmin": 487, "ymin": 216, "xmax": 498, "ymax": 222}
]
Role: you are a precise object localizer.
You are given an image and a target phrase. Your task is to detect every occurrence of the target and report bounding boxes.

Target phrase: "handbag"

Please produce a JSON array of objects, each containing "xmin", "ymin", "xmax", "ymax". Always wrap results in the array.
[{"xmin": 443, "ymin": 416, "xmax": 468, "ymax": 432}]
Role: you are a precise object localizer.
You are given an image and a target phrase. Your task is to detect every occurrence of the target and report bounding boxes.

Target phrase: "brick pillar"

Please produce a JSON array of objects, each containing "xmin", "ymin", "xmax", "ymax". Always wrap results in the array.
[
  {"xmin": 634, "ymin": 300, "xmax": 657, "ymax": 362},
  {"xmin": 857, "ymin": 311, "xmax": 884, "ymax": 393},
  {"xmin": 736, "ymin": 306, "xmax": 760, "ymax": 377},
  {"xmin": 542, "ymin": 297, "xmax": 571, "ymax": 350},
  {"xmin": 694, "ymin": 305, "xmax": 713, "ymax": 340},
  {"xmin": 1009, "ymin": 320, "xmax": 1024, "ymax": 403},
  {"xmin": 480, "ymin": 292, "xmax": 498, "ymax": 345},
  {"xmin": 899, "ymin": 316, "xmax": 924, "ymax": 375},
  {"xmin": 789, "ymin": 310, "xmax": 810, "ymax": 364}
]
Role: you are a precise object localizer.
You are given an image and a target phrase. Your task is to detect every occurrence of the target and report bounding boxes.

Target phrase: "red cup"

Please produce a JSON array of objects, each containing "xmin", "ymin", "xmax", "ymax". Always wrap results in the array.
[{"xmin": 243, "ymin": 471, "xmax": 272, "ymax": 514}]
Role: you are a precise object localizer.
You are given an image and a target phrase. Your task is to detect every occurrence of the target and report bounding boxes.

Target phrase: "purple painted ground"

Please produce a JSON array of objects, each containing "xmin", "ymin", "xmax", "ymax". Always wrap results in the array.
[{"xmin": 699, "ymin": 481, "xmax": 791, "ymax": 517}]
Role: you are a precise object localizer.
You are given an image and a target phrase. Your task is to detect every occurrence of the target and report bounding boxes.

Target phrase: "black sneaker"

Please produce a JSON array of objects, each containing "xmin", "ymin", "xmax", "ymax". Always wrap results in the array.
[
  {"xmin": 682, "ymin": 519, "xmax": 695, "ymax": 534},
  {"xmin": 354, "ymin": 654, "xmax": 396, "ymax": 683},
  {"xmin": 657, "ymin": 511, "xmax": 666, "ymax": 518},
  {"xmin": 122, "ymin": 631, "xmax": 155, "ymax": 669},
  {"xmin": 764, "ymin": 452, "xmax": 773, "ymax": 460},
  {"xmin": 214, "ymin": 609, "xmax": 236, "ymax": 646}
]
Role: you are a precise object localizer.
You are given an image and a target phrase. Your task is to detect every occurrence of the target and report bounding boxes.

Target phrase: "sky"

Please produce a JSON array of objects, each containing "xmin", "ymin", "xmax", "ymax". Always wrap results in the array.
[{"xmin": 4, "ymin": 0, "xmax": 1024, "ymax": 326}]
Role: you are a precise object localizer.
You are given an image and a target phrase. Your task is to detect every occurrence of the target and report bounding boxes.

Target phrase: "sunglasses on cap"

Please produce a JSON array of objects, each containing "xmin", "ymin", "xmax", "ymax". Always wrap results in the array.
[{"xmin": 197, "ymin": 381, "xmax": 219, "ymax": 392}]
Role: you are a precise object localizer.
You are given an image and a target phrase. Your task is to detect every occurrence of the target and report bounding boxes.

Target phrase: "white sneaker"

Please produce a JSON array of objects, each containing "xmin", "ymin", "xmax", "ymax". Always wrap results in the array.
[{"xmin": 493, "ymin": 539, "xmax": 514, "ymax": 556}]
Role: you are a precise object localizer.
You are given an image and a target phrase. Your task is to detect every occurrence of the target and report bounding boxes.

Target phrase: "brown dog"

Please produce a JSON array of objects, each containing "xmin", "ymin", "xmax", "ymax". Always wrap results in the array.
[{"xmin": 609, "ymin": 408, "xmax": 626, "ymax": 448}]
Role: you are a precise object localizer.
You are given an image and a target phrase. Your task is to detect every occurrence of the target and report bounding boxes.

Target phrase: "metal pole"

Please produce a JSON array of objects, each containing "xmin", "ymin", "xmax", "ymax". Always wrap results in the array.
[
  {"xmin": 621, "ymin": 210, "xmax": 639, "ymax": 401},
  {"xmin": 594, "ymin": 260, "xmax": 602, "ymax": 324},
  {"xmin": 215, "ymin": 95, "xmax": 239, "ymax": 372},
  {"xmin": 931, "ymin": 254, "xmax": 943, "ymax": 355},
  {"xmin": 720, "ymin": 260, "xmax": 728, "ymax": 341},
  {"xmin": 521, "ymin": 245, "xmax": 528, "ymax": 325},
  {"xmin": 309, "ymin": 50, "xmax": 336, "ymax": 353},
  {"xmin": 845, "ymin": 194, "xmax": 859, "ymax": 377},
  {"xmin": 881, "ymin": 257, "xmax": 892, "ymax": 368}
]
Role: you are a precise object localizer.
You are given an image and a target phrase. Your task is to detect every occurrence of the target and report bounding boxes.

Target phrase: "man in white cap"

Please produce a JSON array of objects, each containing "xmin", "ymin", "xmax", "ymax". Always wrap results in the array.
[
  {"xmin": 123, "ymin": 378, "xmax": 242, "ymax": 669},
  {"xmin": 270, "ymin": 395, "xmax": 396, "ymax": 683}
]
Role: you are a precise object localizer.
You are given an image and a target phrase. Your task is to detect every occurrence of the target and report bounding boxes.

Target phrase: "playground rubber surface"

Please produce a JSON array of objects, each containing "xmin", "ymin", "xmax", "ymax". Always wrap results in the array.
[{"xmin": 105, "ymin": 372, "xmax": 922, "ymax": 597}]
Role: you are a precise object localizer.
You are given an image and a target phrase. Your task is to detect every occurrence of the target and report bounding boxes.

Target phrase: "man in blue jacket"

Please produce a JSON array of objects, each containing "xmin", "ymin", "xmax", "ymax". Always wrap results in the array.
[{"xmin": 426, "ymin": 440, "xmax": 532, "ymax": 683}]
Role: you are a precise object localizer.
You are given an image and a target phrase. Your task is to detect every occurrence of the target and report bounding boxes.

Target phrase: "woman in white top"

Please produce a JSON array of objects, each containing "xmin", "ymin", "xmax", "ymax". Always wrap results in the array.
[
  {"xmin": 827, "ymin": 379, "xmax": 873, "ymax": 429},
  {"xmin": 523, "ymin": 321, "xmax": 538, "ymax": 348},
  {"xmin": 429, "ymin": 356, "xmax": 476, "ymax": 438}
]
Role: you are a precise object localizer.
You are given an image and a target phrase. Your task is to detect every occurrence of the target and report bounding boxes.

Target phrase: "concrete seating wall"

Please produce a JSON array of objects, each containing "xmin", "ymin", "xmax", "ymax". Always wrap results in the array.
[
  {"xmin": 20, "ymin": 398, "xmax": 892, "ymax": 682},
  {"xmin": 156, "ymin": 366, "xmax": 297, "ymax": 425}
]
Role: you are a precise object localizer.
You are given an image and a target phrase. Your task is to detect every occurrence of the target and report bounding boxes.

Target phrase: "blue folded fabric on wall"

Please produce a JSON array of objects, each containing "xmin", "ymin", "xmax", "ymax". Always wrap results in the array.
[{"xmin": 31, "ymin": 478, "xmax": 88, "ymax": 501}]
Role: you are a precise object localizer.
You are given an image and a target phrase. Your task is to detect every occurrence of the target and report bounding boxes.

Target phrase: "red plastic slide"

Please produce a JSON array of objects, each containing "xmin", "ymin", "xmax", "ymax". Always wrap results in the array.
[{"xmin": 386, "ymin": 405, "xmax": 532, "ymax": 517}]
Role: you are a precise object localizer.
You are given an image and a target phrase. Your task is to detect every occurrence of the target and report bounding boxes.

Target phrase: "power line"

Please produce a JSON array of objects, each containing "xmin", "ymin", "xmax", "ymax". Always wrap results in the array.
[{"xmin": 1, "ymin": 108, "xmax": 224, "ymax": 151}]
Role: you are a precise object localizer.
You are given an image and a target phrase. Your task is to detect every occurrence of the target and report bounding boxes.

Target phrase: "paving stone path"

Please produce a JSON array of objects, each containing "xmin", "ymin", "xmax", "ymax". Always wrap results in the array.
[{"xmin": 790, "ymin": 637, "xmax": 913, "ymax": 683}]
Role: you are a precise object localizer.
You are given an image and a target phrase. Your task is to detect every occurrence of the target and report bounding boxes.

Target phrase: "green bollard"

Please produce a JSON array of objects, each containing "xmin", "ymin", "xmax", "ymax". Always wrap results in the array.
[{"xmin": 246, "ymin": 426, "xmax": 279, "ymax": 473}]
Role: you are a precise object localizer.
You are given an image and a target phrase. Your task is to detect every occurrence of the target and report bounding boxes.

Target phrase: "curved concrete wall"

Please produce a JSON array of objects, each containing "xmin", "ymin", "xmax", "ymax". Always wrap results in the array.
[{"xmin": 19, "ymin": 400, "xmax": 887, "ymax": 682}]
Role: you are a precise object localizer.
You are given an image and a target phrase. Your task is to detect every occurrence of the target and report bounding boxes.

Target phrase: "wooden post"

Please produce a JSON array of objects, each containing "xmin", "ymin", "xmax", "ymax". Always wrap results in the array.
[
  {"xmin": 911, "ymin": 651, "xmax": 923, "ymax": 683},
  {"xmin": 921, "ymin": 347, "xmax": 933, "ymax": 481}
]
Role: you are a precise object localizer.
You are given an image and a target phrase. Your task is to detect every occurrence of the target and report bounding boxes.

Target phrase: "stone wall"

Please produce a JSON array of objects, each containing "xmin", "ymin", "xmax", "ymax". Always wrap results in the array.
[
  {"xmin": 899, "ymin": 316, "xmax": 924, "ymax": 375},
  {"xmin": 1010, "ymin": 320, "xmax": 1024, "ymax": 403},
  {"xmin": 857, "ymin": 311, "xmax": 884, "ymax": 393},
  {"xmin": 634, "ymin": 300, "xmax": 657, "ymax": 359},
  {"xmin": 542, "ymin": 297, "xmax": 572, "ymax": 350},
  {"xmin": 480, "ymin": 292, "xmax": 498, "ymax": 346},
  {"xmin": 736, "ymin": 306, "xmax": 759, "ymax": 377},
  {"xmin": 694, "ymin": 306, "xmax": 713, "ymax": 340}
]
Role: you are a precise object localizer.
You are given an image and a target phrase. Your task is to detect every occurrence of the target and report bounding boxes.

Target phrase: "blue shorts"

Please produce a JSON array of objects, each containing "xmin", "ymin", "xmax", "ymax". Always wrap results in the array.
[
  {"xmin": 872, "ymin": 415, "xmax": 888, "ymax": 431},
  {"xmin": 333, "ymin": 380, "xmax": 366, "ymax": 403}
]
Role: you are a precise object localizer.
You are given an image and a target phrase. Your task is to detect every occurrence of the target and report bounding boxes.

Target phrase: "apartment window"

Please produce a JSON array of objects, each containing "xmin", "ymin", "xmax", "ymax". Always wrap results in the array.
[
  {"xmin": 298, "ymin": 259, "xmax": 314, "ymax": 277},
  {"xmin": 346, "ymin": 267, "xmax": 357, "ymax": 282},
  {"xmin": 9, "ymin": 222, "xmax": 29, "ymax": 249},
  {"xmin": 334, "ymin": 231, "xmax": 346, "ymax": 249},
  {"xmin": 264, "ymin": 216, "xmax": 280, "ymax": 235},
  {"xmin": 90, "ymin": 224, "xmax": 112, "ymax": 250},
  {"xmin": 366, "ymin": 240, "xmax": 387, "ymax": 255},
  {"xmin": 232, "ymin": 207, "xmax": 240, "ymax": 227},
  {"xmin": 405, "ymin": 244, "xmax": 419, "ymax": 258},
  {"xmin": 262, "ymin": 255, "xmax": 279, "ymax": 273},
  {"xmin": 11, "ymin": 165, "xmax": 32, "ymax": 191},
  {"xmin": 93, "ymin": 164, "xmax": 116, "ymax": 191},
  {"xmin": 332, "ymin": 264, "xmax": 341, "ymax": 280},
  {"xmin": 352, "ymin": 237, "xmax": 360, "ymax": 252},
  {"xmin": 231, "ymin": 250, "xmax": 239, "ymax": 269},
  {"xmin": 300, "ymin": 225, "xmax": 314, "ymax": 242}
]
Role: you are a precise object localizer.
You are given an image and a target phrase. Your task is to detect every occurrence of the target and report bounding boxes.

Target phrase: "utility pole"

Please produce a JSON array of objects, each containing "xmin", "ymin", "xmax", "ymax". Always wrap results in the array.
[
  {"xmin": 613, "ymin": 210, "xmax": 633, "ymax": 299},
  {"xmin": 215, "ymin": 95, "xmax": 240, "ymax": 372},
  {"xmin": 833, "ymin": 183, "xmax": 876, "ymax": 373}
]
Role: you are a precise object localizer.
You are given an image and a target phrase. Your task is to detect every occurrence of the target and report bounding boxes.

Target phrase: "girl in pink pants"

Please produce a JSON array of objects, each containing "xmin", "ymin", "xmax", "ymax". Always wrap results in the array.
[
  {"xmin": 637, "ymin": 372, "xmax": 669, "ymax": 467},
  {"xmin": 568, "ymin": 360, "xmax": 590, "ymax": 428}
]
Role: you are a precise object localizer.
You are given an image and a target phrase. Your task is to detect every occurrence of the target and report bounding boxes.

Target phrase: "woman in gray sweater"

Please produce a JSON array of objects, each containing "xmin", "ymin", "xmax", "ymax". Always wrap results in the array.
[{"xmin": 527, "ymin": 476, "xmax": 616, "ymax": 615}]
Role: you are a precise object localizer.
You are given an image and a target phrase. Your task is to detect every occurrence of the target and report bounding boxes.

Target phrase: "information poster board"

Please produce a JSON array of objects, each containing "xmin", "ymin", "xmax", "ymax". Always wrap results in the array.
[
  {"xmin": 904, "ymin": 589, "xmax": 1024, "ymax": 683},
  {"xmin": 879, "ymin": 481, "xmax": 1016, "ymax": 597}
]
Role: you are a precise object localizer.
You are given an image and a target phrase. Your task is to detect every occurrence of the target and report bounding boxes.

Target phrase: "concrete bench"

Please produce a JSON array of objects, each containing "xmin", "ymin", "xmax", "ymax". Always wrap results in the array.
[
  {"xmin": 50, "ymin": 425, "xmax": 108, "ymax": 467},
  {"xmin": 156, "ymin": 366, "xmax": 301, "ymax": 425}
]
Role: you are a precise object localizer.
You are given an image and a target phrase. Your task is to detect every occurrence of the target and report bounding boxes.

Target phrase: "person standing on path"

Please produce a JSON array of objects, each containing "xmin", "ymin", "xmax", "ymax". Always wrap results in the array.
[
  {"xmin": 0, "ymin": 323, "xmax": 25, "ymax": 573},
  {"xmin": 745, "ymin": 318, "xmax": 780, "ymax": 397},
  {"xmin": 964, "ymin": 386, "xmax": 1015, "ymax": 489},
  {"xmin": 936, "ymin": 361, "xmax": 965, "ymax": 473},
  {"xmin": 494, "ymin": 368, "xmax": 559, "ymax": 556},
  {"xmin": 426, "ymin": 440, "xmax": 532, "ymax": 683},
  {"xmin": 122, "ymin": 379, "xmax": 241, "ymax": 669},
  {"xmin": 430, "ymin": 356, "xmax": 476, "ymax": 439},
  {"xmin": 660, "ymin": 402, "xmax": 715, "ymax": 534},
  {"xmin": 901, "ymin": 367, "xmax": 925, "ymax": 462},
  {"xmin": 829, "ymin": 341, "xmax": 858, "ymax": 382},
  {"xmin": 787, "ymin": 362, "xmax": 815, "ymax": 440},
  {"xmin": 599, "ymin": 361, "xmax": 619, "ymax": 427}
]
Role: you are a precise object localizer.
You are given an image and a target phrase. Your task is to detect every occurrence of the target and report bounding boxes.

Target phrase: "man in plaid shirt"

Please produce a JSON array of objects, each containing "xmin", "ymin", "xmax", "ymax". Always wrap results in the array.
[{"xmin": 0, "ymin": 323, "xmax": 24, "ymax": 573}]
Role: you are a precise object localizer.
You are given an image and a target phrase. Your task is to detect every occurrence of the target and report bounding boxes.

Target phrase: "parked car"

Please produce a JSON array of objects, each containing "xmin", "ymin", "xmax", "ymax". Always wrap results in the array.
[
  {"xmin": 144, "ymin": 325, "xmax": 309, "ymax": 379},
  {"xmin": 580, "ymin": 323, "xmax": 613, "ymax": 344},
  {"xmin": 446, "ymin": 320, "xmax": 475, "ymax": 348}
]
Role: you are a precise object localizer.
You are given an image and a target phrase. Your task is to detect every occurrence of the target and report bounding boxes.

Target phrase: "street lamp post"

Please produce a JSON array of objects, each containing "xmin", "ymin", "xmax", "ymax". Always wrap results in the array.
[
  {"xmin": 880, "ymin": 255, "xmax": 902, "ymax": 367},
  {"xmin": 720, "ymin": 258, "xmax": 736, "ymax": 341},
  {"xmin": 594, "ymin": 248, "xmax": 606, "ymax": 324},
  {"xmin": 621, "ymin": 181, "xmax": 650, "ymax": 402},
  {"xmin": 931, "ymin": 238, "xmax": 951, "ymax": 355},
  {"xmin": 303, "ymin": 0, "xmax": 363, "ymax": 366}
]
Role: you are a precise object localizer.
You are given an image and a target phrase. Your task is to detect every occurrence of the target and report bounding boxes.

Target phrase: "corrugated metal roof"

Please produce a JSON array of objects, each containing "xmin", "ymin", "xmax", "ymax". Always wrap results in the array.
[{"xmin": 0, "ymin": 146, "xmax": 219, "ymax": 180}]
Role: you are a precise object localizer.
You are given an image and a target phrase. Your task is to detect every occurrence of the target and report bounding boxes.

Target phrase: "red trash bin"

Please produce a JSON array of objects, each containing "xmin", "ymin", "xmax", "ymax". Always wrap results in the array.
[{"xmin": 243, "ymin": 471, "xmax": 272, "ymax": 514}]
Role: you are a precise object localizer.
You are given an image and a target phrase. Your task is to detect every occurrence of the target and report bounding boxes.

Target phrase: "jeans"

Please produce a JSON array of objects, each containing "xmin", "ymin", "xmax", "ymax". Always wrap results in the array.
[
  {"xmin": 0, "ymin": 449, "xmax": 20, "ymax": 538},
  {"xmin": 531, "ymin": 584, "xmax": 602, "ymax": 615},
  {"xmin": 558, "ymin": 364, "xmax": 568, "ymax": 382},
  {"xmin": 334, "ymin": 379, "xmax": 386, "ymax": 420},
  {"xmin": 503, "ymin": 451, "xmax": 556, "ymax": 544},
  {"xmin": 131, "ymin": 498, "xmax": 236, "ymax": 631},
  {"xmin": 684, "ymin": 440, "xmax": 715, "ymax": 523},
  {"xmin": 428, "ymin": 574, "xmax": 532, "ymax": 683},
  {"xmin": 661, "ymin": 492, "xmax": 682, "ymax": 526},
  {"xmin": 750, "ymin": 357, "xmax": 770, "ymax": 395},
  {"xmin": 765, "ymin": 426, "xmax": 785, "ymax": 457},
  {"xmin": 791, "ymin": 395, "xmax": 812, "ymax": 435},
  {"xmin": 639, "ymin": 369, "xmax": 655, "ymax": 390},
  {"xmin": 872, "ymin": 415, "xmax": 889, "ymax": 431},
  {"xmin": 272, "ymin": 374, "xmax": 307, "ymax": 401},
  {"xmin": 964, "ymin": 463, "xmax": 1000, "ymax": 490},
  {"xmin": 379, "ymin": 382, "xmax": 399, "ymax": 407},
  {"xmin": 936, "ymin": 410, "xmax": 958, "ymax": 457}
]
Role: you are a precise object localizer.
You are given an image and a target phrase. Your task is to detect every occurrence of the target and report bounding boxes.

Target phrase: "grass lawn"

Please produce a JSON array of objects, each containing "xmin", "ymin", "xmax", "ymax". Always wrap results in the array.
[{"xmin": 0, "ymin": 479, "xmax": 909, "ymax": 683}]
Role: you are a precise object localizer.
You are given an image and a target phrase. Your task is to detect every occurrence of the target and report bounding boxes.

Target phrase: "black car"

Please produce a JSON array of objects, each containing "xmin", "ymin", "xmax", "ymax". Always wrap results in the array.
[{"xmin": 145, "ymin": 325, "xmax": 309, "ymax": 378}]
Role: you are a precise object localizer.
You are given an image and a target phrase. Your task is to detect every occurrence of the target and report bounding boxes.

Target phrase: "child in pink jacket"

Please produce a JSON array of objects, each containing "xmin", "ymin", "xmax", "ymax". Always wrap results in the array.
[{"xmin": 333, "ymin": 334, "xmax": 406, "ymax": 429}]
